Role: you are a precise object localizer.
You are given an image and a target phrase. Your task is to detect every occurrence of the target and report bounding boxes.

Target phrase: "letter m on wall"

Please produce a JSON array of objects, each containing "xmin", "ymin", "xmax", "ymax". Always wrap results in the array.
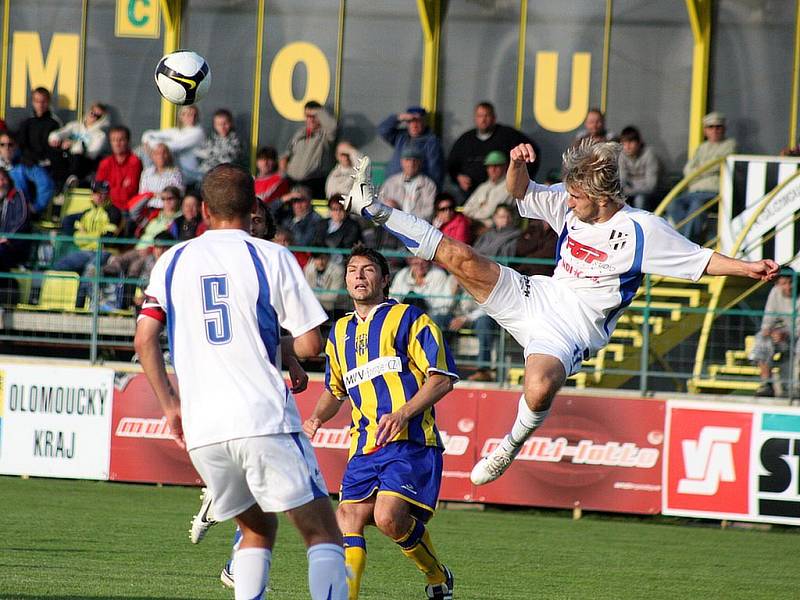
[{"xmin": 10, "ymin": 32, "xmax": 79, "ymax": 110}]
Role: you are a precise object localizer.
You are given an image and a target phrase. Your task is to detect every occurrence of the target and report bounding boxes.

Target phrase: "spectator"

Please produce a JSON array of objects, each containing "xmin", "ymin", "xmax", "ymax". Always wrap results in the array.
[
  {"xmin": 473, "ymin": 204, "xmax": 521, "ymax": 259},
  {"xmin": 379, "ymin": 106, "xmax": 444, "ymax": 188},
  {"xmin": 389, "ymin": 257, "xmax": 454, "ymax": 331},
  {"xmin": 132, "ymin": 230, "xmax": 174, "ymax": 309},
  {"xmin": 448, "ymin": 293, "xmax": 499, "ymax": 382},
  {"xmin": 138, "ymin": 143, "xmax": 184, "ymax": 196},
  {"xmin": 254, "ymin": 146, "xmax": 289, "ymax": 206},
  {"xmin": 196, "ymin": 108, "xmax": 244, "ymax": 174},
  {"xmin": 278, "ymin": 185, "xmax": 323, "ymax": 247},
  {"xmin": 314, "ymin": 194, "xmax": 362, "ymax": 257},
  {"xmin": 378, "ymin": 144, "xmax": 437, "ymax": 221},
  {"xmin": 303, "ymin": 251, "xmax": 345, "ymax": 314},
  {"xmin": 573, "ymin": 108, "xmax": 616, "ymax": 144},
  {"xmin": 448, "ymin": 102, "xmax": 538, "ymax": 198},
  {"xmin": 48, "ymin": 101, "xmax": 110, "ymax": 189},
  {"xmin": 273, "ymin": 226, "xmax": 310, "ymax": 269},
  {"xmin": 0, "ymin": 167, "xmax": 31, "ymax": 271},
  {"xmin": 461, "ymin": 150, "xmax": 513, "ymax": 230},
  {"xmin": 168, "ymin": 192, "xmax": 202, "ymax": 241},
  {"xmin": 667, "ymin": 111, "xmax": 736, "ymax": 241},
  {"xmin": 618, "ymin": 126, "xmax": 660, "ymax": 210},
  {"xmin": 16, "ymin": 87, "xmax": 62, "ymax": 168},
  {"xmin": 365, "ymin": 197, "xmax": 406, "ymax": 270},
  {"xmin": 95, "ymin": 125, "xmax": 143, "ymax": 211},
  {"xmin": 250, "ymin": 197, "xmax": 276, "ymax": 240},
  {"xmin": 0, "ymin": 131, "xmax": 55, "ymax": 215},
  {"xmin": 279, "ymin": 100, "xmax": 337, "ymax": 198},
  {"xmin": 433, "ymin": 192, "xmax": 472, "ymax": 245},
  {"xmin": 141, "ymin": 105, "xmax": 205, "ymax": 185},
  {"xmin": 749, "ymin": 270, "xmax": 798, "ymax": 398},
  {"xmin": 515, "ymin": 219, "xmax": 557, "ymax": 277},
  {"xmin": 325, "ymin": 141, "xmax": 362, "ymax": 198}
]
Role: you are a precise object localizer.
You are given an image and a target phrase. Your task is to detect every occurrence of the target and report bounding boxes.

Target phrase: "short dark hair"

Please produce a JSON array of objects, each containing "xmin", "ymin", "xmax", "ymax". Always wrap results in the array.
[
  {"xmin": 153, "ymin": 230, "xmax": 175, "ymax": 245},
  {"xmin": 201, "ymin": 163, "xmax": 255, "ymax": 220},
  {"xmin": 109, "ymin": 125, "xmax": 130, "ymax": 140},
  {"xmin": 347, "ymin": 245, "xmax": 391, "ymax": 296},
  {"xmin": 32, "ymin": 87, "xmax": 51, "ymax": 100},
  {"xmin": 476, "ymin": 101, "xmax": 495, "ymax": 115},
  {"xmin": 161, "ymin": 186, "xmax": 183, "ymax": 201},
  {"xmin": 779, "ymin": 266, "xmax": 796, "ymax": 278},
  {"xmin": 251, "ymin": 200, "xmax": 276, "ymax": 240},
  {"xmin": 213, "ymin": 108, "xmax": 233, "ymax": 121},
  {"xmin": 328, "ymin": 194, "xmax": 345, "ymax": 208},
  {"xmin": 256, "ymin": 146, "xmax": 277, "ymax": 162},
  {"xmin": 304, "ymin": 100, "xmax": 322, "ymax": 111},
  {"xmin": 619, "ymin": 126, "xmax": 641, "ymax": 143}
]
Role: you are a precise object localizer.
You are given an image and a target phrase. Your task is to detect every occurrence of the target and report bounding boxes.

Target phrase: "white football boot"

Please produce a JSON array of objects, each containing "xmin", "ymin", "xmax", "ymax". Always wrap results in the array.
[
  {"xmin": 469, "ymin": 435, "xmax": 522, "ymax": 485},
  {"xmin": 189, "ymin": 487, "xmax": 217, "ymax": 544}
]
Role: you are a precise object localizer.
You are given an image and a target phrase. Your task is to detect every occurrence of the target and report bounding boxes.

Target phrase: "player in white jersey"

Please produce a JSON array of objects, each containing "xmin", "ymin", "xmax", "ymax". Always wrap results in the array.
[
  {"xmin": 343, "ymin": 140, "xmax": 779, "ymax": 486},
  {"xmin": 134, "ymin": 164, "xmax": 348, "ymax": 600}
]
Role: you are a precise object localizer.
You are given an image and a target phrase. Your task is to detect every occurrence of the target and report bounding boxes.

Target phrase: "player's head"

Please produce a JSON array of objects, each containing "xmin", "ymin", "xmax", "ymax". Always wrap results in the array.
[
  {"xmin": 346, "ymin": 245, "xmax": 391, "ymax": 303},
  {"xmin": 250, "ymin": 200, "xmax": 276, "ymax": 240},
  {"xmin": 201, "ymin": 163, "xmax": 256, "ymax": 225},
  {"xmin": 562, "ymin": 139, "xmax": 624, "ymax": 222},
  {"xmin": 776, "ymin": 267, "xmax": 795, "ymax": 296}
]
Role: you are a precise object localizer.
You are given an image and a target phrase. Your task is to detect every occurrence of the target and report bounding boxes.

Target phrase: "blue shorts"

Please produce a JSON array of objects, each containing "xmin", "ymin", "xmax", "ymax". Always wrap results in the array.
[{"xmin": 340, "ymin": 441, "xmax": 443, "ymax": 521}]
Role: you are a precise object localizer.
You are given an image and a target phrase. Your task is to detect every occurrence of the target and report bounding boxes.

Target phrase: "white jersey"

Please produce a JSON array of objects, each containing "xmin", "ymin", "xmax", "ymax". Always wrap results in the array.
[
  {"xmin": 517, "ymin": 182, "xmax": 714, "ymax": 349},
  {"xmin": 142, "ymin": 228, "xmax": 328, "ymax": 450}
]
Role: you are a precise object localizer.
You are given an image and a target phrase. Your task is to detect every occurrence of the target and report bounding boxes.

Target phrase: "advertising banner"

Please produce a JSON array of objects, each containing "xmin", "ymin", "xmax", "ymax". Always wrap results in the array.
[
  {"xmin": 0, "ymin": 363, "xmax": 114, "ymax": 479},
  {"xmin": 664, "ymin": 400, "xmax": 800, "ymax": 526}
]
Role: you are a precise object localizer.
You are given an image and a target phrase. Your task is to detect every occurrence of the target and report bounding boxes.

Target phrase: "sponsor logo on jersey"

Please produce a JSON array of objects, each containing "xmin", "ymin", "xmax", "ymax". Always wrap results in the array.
[
  {"xmin": 566, "ymin": 237, "xmax": 608, "ymax": 263},
  {"xmin": 609, "ymin": 229, "xmax": 628, "ymax": 250},
  {"xmin": 518, "ymin": 274, "xmax": 531, "ymax": 297},
  {"xmin": 355, "ymin": 333, "xmax": 369, "ymax": 356},
  {"xmin": 343, "ymin": 356, "xmax": 402, "ymax": 389}
]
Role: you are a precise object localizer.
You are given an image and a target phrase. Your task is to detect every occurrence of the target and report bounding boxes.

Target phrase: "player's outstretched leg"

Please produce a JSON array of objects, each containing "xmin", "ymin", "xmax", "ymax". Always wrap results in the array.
[
  {"xmin": 471, "ymin": 355, "xmax": 564, "ymax": 485},
  {"xmin": 189, "ymin": 487, "xmax": 218, "ymax": 544},
  {"xmin": 220, "ymin": 526, "xmax": 243, "ymax": 589},
  {"xmin": 343, "ymin": 156, "xmax": 444, "ymax": 261}
]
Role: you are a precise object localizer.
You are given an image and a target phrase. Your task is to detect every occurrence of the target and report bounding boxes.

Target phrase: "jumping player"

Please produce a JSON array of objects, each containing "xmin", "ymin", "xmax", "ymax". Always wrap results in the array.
[
  {"xmin": 304, "ymin": 246, "xmax": 457, "ymax": 600},
  {"xmin": 135, "ymin": 163, "xmax": 348, "ymax": 600},
  {"xmin": 342, "ymin": 141, "xmax": 779, "ymax": 486}
]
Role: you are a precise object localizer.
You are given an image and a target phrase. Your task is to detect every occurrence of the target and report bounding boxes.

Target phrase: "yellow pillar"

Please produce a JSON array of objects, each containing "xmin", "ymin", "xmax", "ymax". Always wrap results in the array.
[
  {"xmin": 0, "ymin": 0, "xmax": 10, "ymax": 119},
  {"xmin": 600, "ymin": 0, "xmax": 612, "ymax": 114},
  {"xmin": 159, "ymin": 0, "xmax": 182, "ymax": 129},
  {"xmin": 416, "ymin": 0, "xmax": 441, "ymax": 126},
  {"xmin": 250, "ymin": 0, "xmax": 266, "ymax": 172},
  {"xmin": 789, "ymin": 0, "xmax": 800, "ymax": 147},
  {"xmin": 685, "ymin": 0, "xmax": 712, "ymax": 155},
  {"xmin": 515, "ymin": 0, "xmax": 528, "ymax": 130}
]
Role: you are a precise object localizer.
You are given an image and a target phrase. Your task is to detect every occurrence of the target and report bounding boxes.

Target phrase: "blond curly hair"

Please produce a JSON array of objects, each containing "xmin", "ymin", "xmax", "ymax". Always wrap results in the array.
[{"xmin": 562, "ymin": 139, "xmax": 625, "ymax": 206}]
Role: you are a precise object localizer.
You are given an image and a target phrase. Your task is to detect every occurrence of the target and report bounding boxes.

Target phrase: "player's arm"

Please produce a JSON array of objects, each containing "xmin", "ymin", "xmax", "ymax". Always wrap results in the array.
[
  {"xmin": 705, "ymin": 253, "xmax": 779, "ymax": 281},
  {"xmin": 302, "ymin": 389, "xmax": 347, "ymax": 438},
  {"xmin": 290, "ymin": 327, "xmax": 324, "ymax": 359},
  {"xmin": 133, "ymin": 316, "xmax": 185, "ymax": 449},
  {"xmin": 375, "ymin": 373, "xmax": 453, "ymax": 447},
  {"xmin": 507, "ymin": 143, "xmax": 537, "ymax": 199},
  {"xmin": 280, "ymin": 334, "xmax": 309, "ymax": 393}
]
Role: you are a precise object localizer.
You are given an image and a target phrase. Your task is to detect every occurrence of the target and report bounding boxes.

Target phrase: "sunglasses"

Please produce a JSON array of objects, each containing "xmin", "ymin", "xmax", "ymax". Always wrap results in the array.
[
  {"xmin": 89, "ymin": 111, "xmax": 103, "ymax": 118},
  {"xmin": 437, "ymin": 205, "xmax": 455, "ymax": 211}
]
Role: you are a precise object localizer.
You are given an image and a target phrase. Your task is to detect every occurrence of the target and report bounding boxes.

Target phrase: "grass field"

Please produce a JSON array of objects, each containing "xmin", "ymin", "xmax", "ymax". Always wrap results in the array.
[{"xmin": 1, "ymin": 476, "xmax": 798, "ymax": 600}]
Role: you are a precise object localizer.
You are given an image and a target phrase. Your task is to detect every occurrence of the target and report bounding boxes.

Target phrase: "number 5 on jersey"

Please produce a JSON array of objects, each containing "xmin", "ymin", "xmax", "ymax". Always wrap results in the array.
[{"xmin": 201, "ymin": 275, "xmax": 232, "ymax": 344}]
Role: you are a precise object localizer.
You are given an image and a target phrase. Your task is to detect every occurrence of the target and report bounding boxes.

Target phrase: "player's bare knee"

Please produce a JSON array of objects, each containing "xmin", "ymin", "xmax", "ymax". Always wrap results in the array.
[
  {"xmin": 373, "ymin": 506, "xmax": 407, "ymax": 539},
  {"xmin": 522, "ymin": 375, "xmax": 560, "ymax": 411}
]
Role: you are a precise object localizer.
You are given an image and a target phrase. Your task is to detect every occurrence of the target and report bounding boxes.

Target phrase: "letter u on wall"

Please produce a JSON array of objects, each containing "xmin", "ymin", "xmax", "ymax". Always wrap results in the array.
[{"xmin": 533, "ymin": 51, "xmax": 591, "ymax": 133}]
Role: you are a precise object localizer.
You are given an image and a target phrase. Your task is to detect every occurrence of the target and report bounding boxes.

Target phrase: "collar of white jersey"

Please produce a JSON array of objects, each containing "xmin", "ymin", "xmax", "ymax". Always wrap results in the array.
[
  {"xmin": 350, "ymin": 298, "xmax": 398, "ymax": 324},
  {"xmin": 201, "ymin": 228, "xmax": 250, "ymax": 237}
]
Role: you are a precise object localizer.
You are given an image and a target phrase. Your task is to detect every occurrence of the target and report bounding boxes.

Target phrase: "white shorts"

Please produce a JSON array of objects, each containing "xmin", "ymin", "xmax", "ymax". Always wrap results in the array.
[
  {"xmin": 189, "ymin": 433, "xmax": 329, "ymax": 521},
  {"xmin": 478, "ymin": 265, "xmax": 591, "ymax": 376}
]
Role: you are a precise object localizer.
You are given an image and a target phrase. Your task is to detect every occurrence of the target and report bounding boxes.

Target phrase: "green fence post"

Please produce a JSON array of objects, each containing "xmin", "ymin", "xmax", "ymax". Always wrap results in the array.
[{"xmin": 89, "ymin": 239, "xmax": 101, "ymax": 364}]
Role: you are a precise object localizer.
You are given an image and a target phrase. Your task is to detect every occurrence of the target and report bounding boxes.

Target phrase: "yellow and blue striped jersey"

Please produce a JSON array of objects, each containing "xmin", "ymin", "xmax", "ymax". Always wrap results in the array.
[{"xmin": 325, "ymin": 300, "xmax": 458, "ymax": 458}]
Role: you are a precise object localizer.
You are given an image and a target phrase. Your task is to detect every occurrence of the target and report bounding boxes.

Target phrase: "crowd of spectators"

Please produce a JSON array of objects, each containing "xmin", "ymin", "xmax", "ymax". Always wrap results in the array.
[{"xmin": 0, "ymin": 88, "xmax": 753, "ymax": 380}]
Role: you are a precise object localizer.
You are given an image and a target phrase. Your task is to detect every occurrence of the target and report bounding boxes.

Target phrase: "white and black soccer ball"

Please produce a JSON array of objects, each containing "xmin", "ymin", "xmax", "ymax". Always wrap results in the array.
[{"xmin": 154, "ymin": 50, "xmax": 211, "ymax": 106}]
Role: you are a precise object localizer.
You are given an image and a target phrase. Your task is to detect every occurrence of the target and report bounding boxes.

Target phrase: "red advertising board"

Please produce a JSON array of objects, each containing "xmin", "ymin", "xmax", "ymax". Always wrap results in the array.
[{"xmin": 663, "ymin": 402, "xmax": 753, "ymax": 518}]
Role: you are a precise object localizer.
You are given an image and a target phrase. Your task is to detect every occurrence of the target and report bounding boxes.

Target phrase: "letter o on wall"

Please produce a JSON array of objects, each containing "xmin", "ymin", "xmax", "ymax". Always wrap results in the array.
[{"xmin": 269, "ymin": 41, "xmax": 331, "ymax": 121}]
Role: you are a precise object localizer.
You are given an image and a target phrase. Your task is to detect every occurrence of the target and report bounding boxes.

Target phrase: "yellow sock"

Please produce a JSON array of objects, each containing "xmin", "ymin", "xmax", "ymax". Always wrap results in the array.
[
  {"xmin": 394, "ymin": 517, "xmax": 446, "ymax": 585},
  {"xmin": 343, "ymin": 534, "xmax": 366, "ymax": 600}
]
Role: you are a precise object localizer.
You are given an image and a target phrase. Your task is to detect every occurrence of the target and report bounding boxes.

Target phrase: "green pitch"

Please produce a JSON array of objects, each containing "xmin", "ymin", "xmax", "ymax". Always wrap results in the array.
[{"xmin": 0, "ymin": 476, "xmax": 797, "ymax": 599}]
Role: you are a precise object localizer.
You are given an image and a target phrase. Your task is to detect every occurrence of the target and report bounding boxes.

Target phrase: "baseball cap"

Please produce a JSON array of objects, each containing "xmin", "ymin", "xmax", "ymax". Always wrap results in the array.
[
  {"xmin": 702, "ymin": 111, "xmax": 726, "ymax": 127},
  {"xmin": 401, "ymin": 144, "xmax": 424, "ymax": 160},
  {"xmin": 484, "ymin": 150, "xmax": 508, "ymax": 166},
  {"xmin": 405, "ymin": 106, "xmax": 427, "ymax": 117},
  {"xmin": 91, "ymin": 179, "xmax": 110, "ymax": 193}
]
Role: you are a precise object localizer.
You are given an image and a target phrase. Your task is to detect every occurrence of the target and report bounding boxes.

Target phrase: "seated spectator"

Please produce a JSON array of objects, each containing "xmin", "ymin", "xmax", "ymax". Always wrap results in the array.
[
  {"xmin": 254, "ymin": 146, "xmax": 289, "ymax": 205},
  {"xmin": 250, "ymin": 198, "xmax": 276, "ymax": 240},
  {"xmin": 515, "ymin": 219, "xmax": 557, "ymax": 276},
  {"xmin": 379, "ymin": 106, "xmax": 444, "ymax": 188},
  {"xmin": 168, "ymin": 192, "xmax": 202, "ymax": 241},
  {"xmin": 48, "ymin": 102, "xmax": 110, "ymax": 189},
  {"xmin": 0, "ymin": 167, "xmax": 31, "ymax": 271},
  {"xmin": 280, "ymin": 100, "xmax": 336, "ymax": 198},
  {"xmin": 141, "ymin": 105, "xmax": 205, "ymax": 185},
  {"xmin": 749, "ymin": 270, "xmax": 798, "ymax": 398},
  {"xmin": 273, "ymin": 227, "xmax": 309, "ymax": 269},
  {"xmin": 473, "ymin": 204, "xmax": 520, "ymax": 260},
  {"xmin": 0, "ymin": 132, "xmax": 55, "ymax": 215},
  {"xmin": 196, "ymin": 108, "xmax": 244, "ymax": 174},
  {"xmin": 95, "ymin": 125, "xmax": 143, "ymax": 211},
  {"xmin": 132, "ymin": 230, "xmax": 174, "ymax": 310},
  {"xmin": 278, "ymin": 185, "xmax": 323, "ymax": 247},
  {"xmin": 303, "ymin": 251, "xmax": 345, "ymax": 315},
  {"xmin": 389, "ymin": 257, "xmax": 454, "ymax": 331},
  {"xmin": 325, "ymin": 141, "xmax": 362, "ymax": 198},
  {"xmin": 461, "ymin": 150, "xmax": 512, "ymax": 231},
  {"xmin": 573, "ymin": 108, "xmax": 616, "ymax": 145},
  {"xmin": 16, "ymin": 87, "xmax": 62, "ymax": 168},
  {"xmin": 668, "ymin": 111, "xmax": 736, "ymax": 242},
  {"xmin": 433, "ymin": 192, "xmax": 472, "ymax": 244},
  {"xmin": 314, "ymin": 194, "xmax": 362, "ymax": 258},
  {"xmin": 138, "ymin": 143, "xmax": 184, "ymax": 196},
  {"xmin": 378, "ymin": 145, "xmax": 437, "ymax": 221},
  {"xmin": 448, "ymin": 293, "xmax": 499, "ymax": 382},
  {"xmin": 618, "ymin": 126, "xmax": 660, "ymax": 210},
  {"xmin": 448, "ymin": 102, "xmax": 538, "ymax": 198}
]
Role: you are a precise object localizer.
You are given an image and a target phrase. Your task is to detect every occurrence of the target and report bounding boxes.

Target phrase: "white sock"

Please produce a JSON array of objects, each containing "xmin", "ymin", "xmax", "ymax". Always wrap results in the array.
[
  {"xmin": 233, "ymin": 547, "xmax": 271, "ymax": 600},
  {"xmin": 502, "ymin": 394, "xmax": 549, "ymax": 450},
  {"xmin": 363, "ymin": 203, "xmax": 443, "ymax": 261},
  {"xmin": 307, "ymin": 543, "xmax": 348, "ymax": 600}
]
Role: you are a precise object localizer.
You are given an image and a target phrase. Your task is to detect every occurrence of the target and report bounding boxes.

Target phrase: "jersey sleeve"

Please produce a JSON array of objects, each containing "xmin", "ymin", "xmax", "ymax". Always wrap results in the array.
[
  {"xmin": 407, "ymin": 310, "xmax": 459, "ymax": 380},
  {"xmin": 324, "ymin": 325, "xmax": 347, "ymax": 399},
  {"xmin": 271, "ymin": 246, "xmax": 329, "ymax": 337},
  {"xmin": 639, "ymin": 214, "xmax": 714, "ymax": 281},
  {"xmin": 516, "ymin": 181, "xmax": 570, "ymax": 232},
  {"xmin": 139, "ymin": 248, "xmax": 171, "ymax": 322}
]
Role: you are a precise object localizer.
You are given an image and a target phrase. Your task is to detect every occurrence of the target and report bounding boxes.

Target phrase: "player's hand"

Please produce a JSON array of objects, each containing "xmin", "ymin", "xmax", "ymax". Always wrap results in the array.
[
  {"xmin": 165, "ymin": 407, "xmax": 186, "ymax": 450},
  {"xmin": 509, "ymin": 143, "xmax": 536, "ymax": 164},
  {"xmin": 449, "ymin": 315, "xmax": 468, "ymax": 331},
  {"xmin": 303, "ymin": 417, "xmax": 322, "ymax": 438},
  {"xmin": 286, "ymin": 356, "xmax": 309, "ymax": 393},
  {"xmin": 746, "ymin": 259, "xmax": 780, "ymax": 281},
  {"xmin": 456, "ymin": 174, "xmax": 472, "ymax": 192},
  {"xmin": 375, "ymin": 409, "xmax": 410, "ymax": 447}
]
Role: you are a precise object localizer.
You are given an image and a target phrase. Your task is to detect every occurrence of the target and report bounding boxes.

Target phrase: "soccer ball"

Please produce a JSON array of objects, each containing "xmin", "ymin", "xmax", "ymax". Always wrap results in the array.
[{"xmin": 154, "ymin": 50, "xmax": 211, "ymax": 106}]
